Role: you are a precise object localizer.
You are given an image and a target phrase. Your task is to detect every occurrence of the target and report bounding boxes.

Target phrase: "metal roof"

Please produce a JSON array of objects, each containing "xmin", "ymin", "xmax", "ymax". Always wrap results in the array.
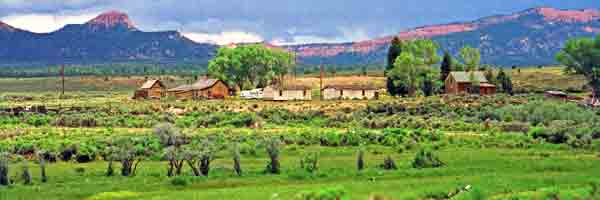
[{"xmin": 449, "ymin": 71, "xmax": 489, "ymax": 83}]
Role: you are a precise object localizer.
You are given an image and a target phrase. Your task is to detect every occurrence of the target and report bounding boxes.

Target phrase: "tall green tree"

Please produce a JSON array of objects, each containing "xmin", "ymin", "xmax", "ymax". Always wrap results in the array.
[
  {"xmin": 459, "ymin": 46, "xmax": 481, "ymax": 71},
  {"xmin": 386, "ymin": 37, "xmax": 404, "ymax": 96},
  {"xmin": 208, "ymin": 44, "xmax": 294, "ymax": 92},
  {"xmin": 387, "ymin": 39, "xmax": 441, "ymax": 96},
  {"xmin": 496, "ymin": 69, "xmax": 513, "ymax": 95},
  {"xmin": 557, "ymin": 35, "xmax": 600, "ymax": 104},
  {"xmin": 390, "ymin": 52, "xmax": 423, "ymax": 96},
  {"xmin": 440, "ymin": 51, "xmax": 453, "ymax": 82}
]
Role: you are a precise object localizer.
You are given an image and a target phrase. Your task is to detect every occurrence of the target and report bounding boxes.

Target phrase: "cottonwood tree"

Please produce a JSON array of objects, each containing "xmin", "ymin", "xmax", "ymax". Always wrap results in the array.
[
  {"xmin": 184, "ymin": 138, "xmax": 219, "ymax": 177},
  {"xmin": 153, "ymin": 123, "xmax": 186, "ymax": 176},
  {"xmin": 387, "ymin": 39, "xmax": 441, "ymax": 96},
  {"xmin": 557, "ymin": 35, "xmax": 600, "ymax": 104},
  {"xmin": 459, "ymin": 46, "xmax": 481, "ymax": 71},
  {"xmin": 208, "ymin": 44, "xmax": 295, "ymax": 92},
  {"xmin": 264, "ymin": 137, "xmax": 281, "ymax": 174}
]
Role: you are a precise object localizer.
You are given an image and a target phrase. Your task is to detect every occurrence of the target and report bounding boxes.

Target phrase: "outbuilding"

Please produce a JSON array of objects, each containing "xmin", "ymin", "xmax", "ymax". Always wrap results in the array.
[
  {"xmin": 133, "ymin": 79, "xmax": 166, "ymax": 99},
  {"xmin": 263, "ymin": 84, "xmax": 312, "ymax": 101},
  {"xmin": 322, "ymin": 84, "xmax": 381, "ymax": 100},
  {"xmin": 445, "ymin": 71, "xmax": 496, "ymax": 95},
  {"xmin": 167, "ymin": 78, "xmax": 230, "ymax": 100}
]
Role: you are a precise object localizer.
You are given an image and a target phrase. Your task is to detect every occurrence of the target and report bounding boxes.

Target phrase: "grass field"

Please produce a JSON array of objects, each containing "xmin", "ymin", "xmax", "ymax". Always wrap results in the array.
[
  {"xmin": 0, "ymin": 67, "xmax": 598, "ymax": 200},
  {"xmin": 2, "ymin": 144, "xmax": 599, "ymax": 200}
]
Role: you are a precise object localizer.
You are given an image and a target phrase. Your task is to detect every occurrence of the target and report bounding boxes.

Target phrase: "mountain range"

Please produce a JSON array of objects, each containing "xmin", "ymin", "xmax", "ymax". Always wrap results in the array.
[
  {"xmin": 0, "ymin": 11, "xmax": 216, "ymax": 66},
  {"xmin": 286, "ymin": 7, "xmax": 600, "ymax": 66},
  {"xmin": 1, "ymin": 7, "xmax": 599, "ymax": 67}
]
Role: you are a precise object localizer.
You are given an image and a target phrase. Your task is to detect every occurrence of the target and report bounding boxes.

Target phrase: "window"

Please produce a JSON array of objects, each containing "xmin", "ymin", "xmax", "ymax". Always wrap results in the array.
[
  {"xmin": 279, "ymin": 90, "xmax": 283, "ymax": 96},
  {"xmin": 362, "ymin": 90, "xmax": 365, "ymax": 96},
  {"xmin": 303, "ymin": 90, "xmax": 307, "ymax": 97},
  {"xmin": 340, "ymin": 90, "xmax": 344, "ymax": 96}
]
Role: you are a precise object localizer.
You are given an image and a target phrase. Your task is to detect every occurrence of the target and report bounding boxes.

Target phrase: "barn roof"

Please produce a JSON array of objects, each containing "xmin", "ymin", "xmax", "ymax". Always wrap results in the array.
[
  {"xmin": 449, "ymin": 72, "xmax": 488, "ymax": 83},
  {"xmin": 140, "ymin": 80, "xmax": 164, "ymax": 89},
  {"xmin": 167, "ymin": 79, "xmax": 225, "ymax": 92},
  {"xmin": 322, "ymin": 84, "xmax": 381, "ymax": 90},
  {"xmin": 479, "ymin": 83, "xmax": 497, "ymax": 88}
]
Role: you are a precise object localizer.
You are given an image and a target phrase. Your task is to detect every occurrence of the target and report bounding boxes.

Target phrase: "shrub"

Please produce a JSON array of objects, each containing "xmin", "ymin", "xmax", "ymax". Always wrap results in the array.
[
  {"xmin": 264, "ymin": 137, "xmax": 281, "ymax": 174},
  {"xmin": 300, "ymin": 152, "xmax": 319, "ymax": 173},
  {"xmin": 232, "ymin": 143, "xmax": 242, "ymax": 176},
  {"xmin": 382, "ymin": 155, "xmax": 397, "ymax": 170},
  {"xmin": 357, "ymin": 148, "xmax": 365, "ymax": 171},
  {"xmin": 170, "ymin": 176, "xmax": 189, "ymax": 186},
  {"xmin": 412, "ymin": 149, "xmax": 445, "ymax": 169},
  {"xmin": 21, "ymin": 159, "xmax": 31, "ymax": 185},
  {"xmin": 0, "ymin": 152, "xmax": 9, "ymax": 186},
  {"xmin": 296, "ymin": 187, "xmax": 349, "ymax": 200},
  {"xmin": 37, "ymin": 152, "xmax": 48, "ymax": 183}
]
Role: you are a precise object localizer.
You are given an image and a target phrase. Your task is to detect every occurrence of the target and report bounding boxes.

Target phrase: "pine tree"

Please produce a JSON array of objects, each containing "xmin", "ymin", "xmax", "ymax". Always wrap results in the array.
[
  {"xmin": 440, "ymin": 51, "xmax": 453, "ymax": 82},
  {"xmin": 386, "ymin": 37, "xmax": 403, "ymax": 96}
]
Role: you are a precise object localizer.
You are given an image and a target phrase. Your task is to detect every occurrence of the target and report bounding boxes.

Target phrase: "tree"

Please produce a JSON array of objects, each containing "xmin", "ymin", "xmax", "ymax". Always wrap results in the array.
[
  {"xmin": 496, "ymin": 69, "xmax": 513, "ymax": 95},
  {"xmin": 386, "ymin": 37, "xmax": 404, "ymax": 96},
  {"xmin": 557, "ymin": 35, "xmax": 600, "ymax": 104},
  {"xmin": 0, "ymin": 152, "xmax": 9, "ymax": 186},
  {"xmin": 387, "ymin": 39, "xmax": 441, "ymax": 96},
  {"xmin": 390, "ymin": 52, "xmax": 423, "ymax": 96},
  {"xmin": 208, "ymin": 44, "xmax": 295, "ymax": 92},
  {"xmin": 153, "ymin": 123, "xmax": 185, "ymax": 177},
  {"xmin": 440, "ymin": 51, "xmax": 453, "ymax": 82},
  {"xmin": 484, "ymin": 67, "xmax": 496, "ymax": 85},
  {"xmin": 459, "ymin": 46, "xmax": 481, "ymax": 71},
  {"xmin": 183, "ymin": 139, "xmax": 219, "ymax": 177}
]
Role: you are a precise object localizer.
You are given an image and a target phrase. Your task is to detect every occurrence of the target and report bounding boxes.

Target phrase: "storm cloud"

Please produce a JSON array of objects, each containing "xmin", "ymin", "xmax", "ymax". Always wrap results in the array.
[{"xmin": 0, "ymin": 0, "xmax": 598, "ymax": 44}]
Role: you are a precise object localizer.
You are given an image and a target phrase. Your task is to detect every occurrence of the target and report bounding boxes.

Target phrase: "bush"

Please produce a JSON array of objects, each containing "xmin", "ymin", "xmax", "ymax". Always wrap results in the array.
[
  {"xmin": 296, "ymin": 187, "xmax": 349, "ymax": 200},
  {"xmin": 264, "ymin": 138, "xmax": 281, "ymax": 174},
  {"xmin": 357, "ymin": 148, "xmax": 365, "ymax": 171},
  {"xmin": 300, "ymin": 152, "xmax": 319, "ymax": 173},
  {"xmin": 412, "ymin": 149, "xmax": 445, "ymax": 169},
  {"xmin": 0, "ymin": 152, "xmax": 9, "ymax": 186},
  {"xmin": 382, "ymin": 155, "xmax": 397, "ymax": 170},
  {"xmin": 170, "ymin": 176, "xmax": 189, "ymax": 186}
]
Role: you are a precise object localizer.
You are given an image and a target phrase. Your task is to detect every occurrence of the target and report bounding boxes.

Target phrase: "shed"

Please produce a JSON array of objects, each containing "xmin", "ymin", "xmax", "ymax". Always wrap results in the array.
[
  {"xmin": 133, "ymin": 79, "xmax": 166, "ymax": 99},
  {"xmin": 322, "ymin": 84, "xmax": 382, "ymax": 100},
  {"xmin": 263, "ymin": 84, "xmax": 312, "ymax": 101},
  {"xmin": 445, "ymin": 71, "xmax": 496, "ymax": 95},
  {"xmin": 167, "ymin": 78, "xmax": 230, "ymax": 100}
]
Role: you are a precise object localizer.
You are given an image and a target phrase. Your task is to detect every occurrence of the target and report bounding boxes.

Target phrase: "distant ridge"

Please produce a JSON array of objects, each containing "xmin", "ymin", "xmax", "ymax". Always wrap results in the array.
[
  {"xmin": 283, "ymin": 7, "xmax": 600, "ymax": 66},
  {"xmin": 0, "ymin": 11, "xmax": 216, "ymax": 66}
]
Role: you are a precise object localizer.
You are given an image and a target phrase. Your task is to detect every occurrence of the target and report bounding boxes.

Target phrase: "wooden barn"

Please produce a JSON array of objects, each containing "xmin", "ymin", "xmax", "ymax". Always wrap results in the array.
[
  {"xmin": 167, "ymin": 78, "xmax": 230, "ymax": 100},
  {"xmin": 263, "ymin": 84, "xmax": 312, "ymax": 101},
  {"xmin": 445, "ymin": 71, "xmax": 496, "ymax": 95},
  {"xmin": 133, "ymin": 80, "xmax": 166, "ymax": 99},
  {"xmin": 322, "ymin": 84, "xmax": 381, "ymax": 100}
]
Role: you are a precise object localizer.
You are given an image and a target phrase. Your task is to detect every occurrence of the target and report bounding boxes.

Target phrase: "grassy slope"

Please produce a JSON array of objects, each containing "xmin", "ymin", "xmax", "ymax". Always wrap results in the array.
[{"xmin": 1, "ymin": 146, "xmax": 599, "ymax": 200}]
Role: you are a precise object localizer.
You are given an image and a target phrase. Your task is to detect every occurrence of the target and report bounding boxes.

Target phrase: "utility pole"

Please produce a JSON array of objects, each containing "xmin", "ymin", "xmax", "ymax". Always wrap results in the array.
[
  {"xmin": 320, "ymin": 63, "xmax": 324, "ymax": 100},
  {"xmin": 60, "ymin": 65, "xmax": 65, "ymax": 97}
]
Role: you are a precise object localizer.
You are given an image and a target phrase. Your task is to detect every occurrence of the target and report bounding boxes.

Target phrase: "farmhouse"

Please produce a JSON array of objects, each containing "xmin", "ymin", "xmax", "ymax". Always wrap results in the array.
[
  {"xmin": 133, "ymin": 79, "xmax": 166, "ymax": 99},
  {"xmin": 263, "ymin": 84, "xmax": 312, "ymax": 101},
  {"xmin": 322, "ymin": 84, "xmax": 381, "ymax": 100},
  {"xmin": 167, "ymin": 78, "xmax": 230, "ymax": 100},
  {"xmin": 445, "ymin": 71, "xmax": 496, "ymax": 95}
]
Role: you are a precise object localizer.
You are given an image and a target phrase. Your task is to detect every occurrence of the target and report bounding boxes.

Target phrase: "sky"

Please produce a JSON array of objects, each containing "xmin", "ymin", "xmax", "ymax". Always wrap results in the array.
[{"xmin": 0, "ymin": 0, "xmax": 598, "ymax": 45}]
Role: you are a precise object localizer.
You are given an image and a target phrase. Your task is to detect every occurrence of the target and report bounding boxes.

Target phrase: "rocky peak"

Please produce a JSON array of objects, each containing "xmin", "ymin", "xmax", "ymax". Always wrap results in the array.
[
  {"xmin": 86, "ymin": 10, "xmax": 136, "ymax": 30},
  {"xmin": 530, "ymin": 7, "xmax": 600, "ymax": 22},
  {"xmin": 0, "ymin": 21, "xmax": 17, "ymax": 32}
]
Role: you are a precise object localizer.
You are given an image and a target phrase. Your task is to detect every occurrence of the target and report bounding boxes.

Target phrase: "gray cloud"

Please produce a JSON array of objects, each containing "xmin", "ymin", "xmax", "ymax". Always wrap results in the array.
[{"xmin": 1, "ymin": 0, "xmax": 598, "ymax": 44}]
